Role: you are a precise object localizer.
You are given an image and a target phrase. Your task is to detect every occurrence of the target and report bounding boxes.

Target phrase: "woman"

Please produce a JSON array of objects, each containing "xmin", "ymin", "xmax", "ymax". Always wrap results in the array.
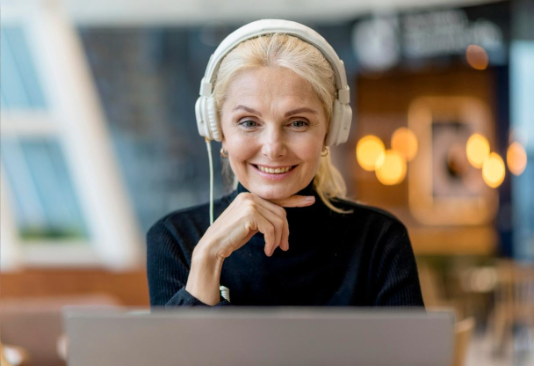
[{"xmin": 147, "ymin": 20, "xmax": 424, "ymax": 307}]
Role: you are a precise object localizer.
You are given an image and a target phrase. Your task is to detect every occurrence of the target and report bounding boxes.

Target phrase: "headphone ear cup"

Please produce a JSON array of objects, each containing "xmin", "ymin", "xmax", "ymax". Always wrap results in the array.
[
  {"xmin": 195, "ymin": 96, "xmax": 208, "ymax": 138},
  {"xmin": 326, "ymin": 99, "xmax": 342, "ymax": 146},
  {"xmin": 206, "ymin": 96, "xmax": 221, "ymax": 141},
  {"xmin": 326, "ymin": 99, "xmax": 352, "ymax": 146},
  {"xmin": 339, "ymin": 103, "xmax": 353, "ymax": 144}
]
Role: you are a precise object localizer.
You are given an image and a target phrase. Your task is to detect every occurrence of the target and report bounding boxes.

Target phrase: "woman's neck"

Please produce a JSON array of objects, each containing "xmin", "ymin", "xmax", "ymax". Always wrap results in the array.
[{"xmin": 236, "ymin": 178, "xmax": 317, "ymax": 198}]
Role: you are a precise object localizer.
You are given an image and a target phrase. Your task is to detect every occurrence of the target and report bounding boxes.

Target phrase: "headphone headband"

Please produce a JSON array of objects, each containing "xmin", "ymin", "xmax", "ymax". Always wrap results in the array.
[
  {"xmin": 200, "ymin": 19, "xmax": 350, "ymax": 104},
  {"xmin": 196, "ymin": 19, "xmax": 352, "ymax": 146}
]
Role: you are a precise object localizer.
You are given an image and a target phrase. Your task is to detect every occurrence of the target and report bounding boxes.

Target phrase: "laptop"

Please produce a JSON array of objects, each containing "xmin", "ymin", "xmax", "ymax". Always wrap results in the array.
[{"xmin": 63, "ymin": 307, "xmax": 454, "ymax": 366}]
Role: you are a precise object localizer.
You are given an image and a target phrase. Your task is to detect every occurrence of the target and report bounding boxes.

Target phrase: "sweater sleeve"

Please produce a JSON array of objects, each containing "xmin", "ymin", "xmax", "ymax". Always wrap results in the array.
[
  {"xmin": 146, "ymin": 219, "xmax": 231, "ymax": 307},
  {"xmin": 370, "ymin": 220, "xmax": 425, "ymax": 307}
]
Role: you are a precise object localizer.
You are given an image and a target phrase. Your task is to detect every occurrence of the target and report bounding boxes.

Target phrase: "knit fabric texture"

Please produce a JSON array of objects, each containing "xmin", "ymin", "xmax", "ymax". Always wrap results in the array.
[{"xmin": 147, "ymin": 179, "xmax": 425, "ymax": 308}]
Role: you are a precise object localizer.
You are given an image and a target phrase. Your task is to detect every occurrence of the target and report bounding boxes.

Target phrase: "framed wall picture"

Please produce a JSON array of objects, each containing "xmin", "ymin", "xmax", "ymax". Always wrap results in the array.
[{"xmin": 408, "ymin": 96, "xmax": 498, "ymax": 226}]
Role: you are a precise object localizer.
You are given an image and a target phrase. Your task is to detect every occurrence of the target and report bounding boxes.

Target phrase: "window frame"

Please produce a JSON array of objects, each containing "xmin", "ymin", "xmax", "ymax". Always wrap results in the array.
[{"xmin": 1, "ymin": 3, "xmax": 143, "ymax": 270}]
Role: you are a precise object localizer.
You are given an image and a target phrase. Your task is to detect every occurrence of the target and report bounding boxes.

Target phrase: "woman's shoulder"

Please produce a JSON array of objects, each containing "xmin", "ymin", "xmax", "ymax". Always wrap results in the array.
[
  {"xmin": 329, "ymin": 196, "xmax": 407, "ymax": 231},
  {"xmin": 328, "ymin": 197, "xmax": 414, "ymax": 258}
]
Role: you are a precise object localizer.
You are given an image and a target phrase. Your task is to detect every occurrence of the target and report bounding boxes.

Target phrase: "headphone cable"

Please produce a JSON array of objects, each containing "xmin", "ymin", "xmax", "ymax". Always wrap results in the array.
[
  {"xmin": 205, "ymin": 138, "xmax": 230, "ymax": 302},
  {"xmin": 204, "ymin": 137, "xmax": 214, "ymax": 225}
]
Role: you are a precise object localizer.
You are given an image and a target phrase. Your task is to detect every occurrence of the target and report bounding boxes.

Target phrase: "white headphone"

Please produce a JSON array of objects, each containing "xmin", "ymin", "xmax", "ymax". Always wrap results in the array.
[
  {"xmin": 196, "ymin": 20, "xmax": 352, "ymax": 301},
  {"xmin": 195, "ymin": 19, "xmax": 353, "ymax": 146},
  {"xmin": 197, "ymin": 19, "xmax": 353, "ymax": 234}
]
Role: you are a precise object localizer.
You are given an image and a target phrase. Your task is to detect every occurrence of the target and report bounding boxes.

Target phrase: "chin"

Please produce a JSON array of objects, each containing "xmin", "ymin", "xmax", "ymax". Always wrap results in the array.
[{"xmin": 250, "ymin": 185, "xmax": 295, "ymax": 201}]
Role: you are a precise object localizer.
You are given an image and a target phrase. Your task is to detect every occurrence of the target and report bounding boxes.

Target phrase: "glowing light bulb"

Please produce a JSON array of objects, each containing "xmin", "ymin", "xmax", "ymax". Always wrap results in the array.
[
  {"xmin": 466, "ymin": 45, "xmax": 489, "ymax": 70},
  {"xmin": 376, "ymin": 150, "xmax": 407, "ymax": 185},
  {"xmin": 482, "ymin": 152, "xmax": 505, "ymax": 188},
  {"xmin": 391, "ymin": 127, "xmax": 418, "ymax": 162},
  {"xmin": 507, "ymin": 142, "xmax": 527, "ymax": 176},
  {"xmin": 356, "ymin": 135, "xmax": 386, "ymax": 171},
  {"xmin": 466, "ymin": 134, "xmax": 490, "ymax": 169}
]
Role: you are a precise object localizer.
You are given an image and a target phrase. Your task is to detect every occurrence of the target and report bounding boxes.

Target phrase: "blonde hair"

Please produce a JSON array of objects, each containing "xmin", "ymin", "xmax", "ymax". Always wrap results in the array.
[{"xmin": 214, "ymin": 33, "xmax": 352, "ymax": 214}]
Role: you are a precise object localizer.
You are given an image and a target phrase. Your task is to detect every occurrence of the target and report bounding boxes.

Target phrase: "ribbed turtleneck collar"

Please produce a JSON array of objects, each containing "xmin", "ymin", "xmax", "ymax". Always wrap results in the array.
[
  {"xmin": 235, "ymin": 177, "xmax": 317, "ymax": 198},
  {"xmin": 226, "ymin": 177, "xmax": 327, "ymax": 222},
  {"xmin": 224, "ymin": 177, "xmax": 330, "ymax": 253}
]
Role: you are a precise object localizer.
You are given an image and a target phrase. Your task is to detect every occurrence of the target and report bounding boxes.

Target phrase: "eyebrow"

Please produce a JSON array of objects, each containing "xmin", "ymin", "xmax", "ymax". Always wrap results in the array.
[
  {"xmin": 284, "ymin": 107, "xmax": 318, "ymax": 117},
  {"xmin": 231, "ymin": 105, "xmax": 318, "ymax": 117},
  {"xmin": 232, "ymin": 105, "xmax": 262, "ymax": 116}
]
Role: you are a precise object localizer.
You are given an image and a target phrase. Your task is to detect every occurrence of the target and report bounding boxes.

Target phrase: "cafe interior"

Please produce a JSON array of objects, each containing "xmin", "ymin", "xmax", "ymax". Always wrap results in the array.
[{"xmin": 1, "ymin": 0, "xmax": 533, "ymax": 365}]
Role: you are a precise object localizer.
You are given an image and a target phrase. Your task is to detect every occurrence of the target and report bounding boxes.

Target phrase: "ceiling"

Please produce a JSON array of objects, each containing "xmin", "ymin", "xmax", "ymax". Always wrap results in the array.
[{"xmin": 4, "ymin": 0, "xmax": 504, "ymax": 26}]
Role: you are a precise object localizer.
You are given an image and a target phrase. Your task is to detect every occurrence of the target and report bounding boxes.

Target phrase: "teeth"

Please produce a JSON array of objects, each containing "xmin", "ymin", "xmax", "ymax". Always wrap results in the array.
[{"xmin": 257, "ymin": 165, "xmax": 292, "ymax": 174}]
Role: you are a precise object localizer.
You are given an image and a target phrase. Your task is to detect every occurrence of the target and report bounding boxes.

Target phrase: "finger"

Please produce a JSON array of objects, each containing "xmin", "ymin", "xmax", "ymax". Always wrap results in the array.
[
  {"xmin": 243, "ymin": 193, "xmax": 303, "ymax": 253},
  {"xmin": 247, "ymin": 195, "xmax": 290, "ymax": 251},
  {"xmin": 251, "ymin": 213, "xmax": 277, "ymax": 257},
  {"xmin": 269, "ymin": 195, "xmax": 316, "ymax": 208},
  {"xmin": 282, "ymin": 218, "xmax": 289, "ymax": 251},
  {"xmin": 255, "ymin": 205, "xmax": 285, "ymax": 253}
]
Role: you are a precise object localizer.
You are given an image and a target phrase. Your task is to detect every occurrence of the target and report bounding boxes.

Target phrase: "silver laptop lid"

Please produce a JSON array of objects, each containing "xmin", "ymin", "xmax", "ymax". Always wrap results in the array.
[{"xmin": 63, "ymin": 307, "xmax": 454, "ymax": 366}]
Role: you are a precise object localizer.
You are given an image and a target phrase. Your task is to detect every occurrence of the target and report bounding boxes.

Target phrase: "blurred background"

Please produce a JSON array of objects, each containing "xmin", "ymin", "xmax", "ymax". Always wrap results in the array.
[{"xmin": 1, "ymin": 0, "xmax": 533, "ymax": 365}]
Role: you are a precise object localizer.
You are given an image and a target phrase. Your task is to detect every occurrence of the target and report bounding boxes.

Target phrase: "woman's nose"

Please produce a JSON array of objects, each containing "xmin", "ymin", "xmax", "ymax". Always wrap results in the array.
[{"xmin": 261, "ymin": 127, "xmax": 287, "ymax": 159}]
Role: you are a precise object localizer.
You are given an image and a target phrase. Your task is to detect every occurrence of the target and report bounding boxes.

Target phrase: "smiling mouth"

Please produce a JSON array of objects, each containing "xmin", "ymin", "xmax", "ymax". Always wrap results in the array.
[{"xmin": 252, "ymin": 164, "xmax": 298, "ymax": 174}]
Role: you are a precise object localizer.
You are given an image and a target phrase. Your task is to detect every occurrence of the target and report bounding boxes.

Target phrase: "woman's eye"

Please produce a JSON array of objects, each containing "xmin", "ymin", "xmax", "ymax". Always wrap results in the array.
[
  {"xmin": 238, "ymin": 120, "xmax": 258, "ymax": 128},
  {"xmin": 291, "ymin": 120, "xmax": 309, "ymax": 128},
  {"xmin": 237, "ymin": 120, "xmax": 309, "ymax": 129}
]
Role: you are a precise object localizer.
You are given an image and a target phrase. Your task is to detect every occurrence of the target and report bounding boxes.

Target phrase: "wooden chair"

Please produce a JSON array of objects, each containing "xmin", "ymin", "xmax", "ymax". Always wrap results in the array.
[
  {"xmin": 486, "ymin": 260, "xmax": 534, "ymax": 354},
  {"xmin": 418, "ymin": 262, "xmax": 464, "ymax": 319},
  {"xmin": 453, "ymin": 317, "xmax": 476, "ymax": 366}
]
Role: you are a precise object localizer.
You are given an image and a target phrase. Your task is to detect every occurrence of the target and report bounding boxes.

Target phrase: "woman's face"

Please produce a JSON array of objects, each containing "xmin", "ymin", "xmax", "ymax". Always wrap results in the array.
[{"xmin": 220, "ymin": 67, "xmax": 328, "ymax": 200}]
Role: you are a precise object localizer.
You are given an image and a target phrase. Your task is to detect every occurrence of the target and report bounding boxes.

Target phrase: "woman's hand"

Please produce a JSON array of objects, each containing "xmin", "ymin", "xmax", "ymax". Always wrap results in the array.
[
  {"xmin": 186, "ymin": 192, "xmax": 315, "ymax": 305},
  {"xmin": 197, "ymin": 192, "xmax": 316, "ymax": 259}
]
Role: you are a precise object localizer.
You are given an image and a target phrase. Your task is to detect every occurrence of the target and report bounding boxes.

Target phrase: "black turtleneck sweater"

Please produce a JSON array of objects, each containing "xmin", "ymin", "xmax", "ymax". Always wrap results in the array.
[{"xmin": 146, "ymin": 179, "xmax": 425, "ymax": 307}]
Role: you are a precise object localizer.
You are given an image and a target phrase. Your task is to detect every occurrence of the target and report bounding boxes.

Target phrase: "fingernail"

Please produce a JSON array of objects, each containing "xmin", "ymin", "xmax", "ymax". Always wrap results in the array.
[{"xmin": 306, "ymin": 196, "xmax": 315, "ymax": 201}]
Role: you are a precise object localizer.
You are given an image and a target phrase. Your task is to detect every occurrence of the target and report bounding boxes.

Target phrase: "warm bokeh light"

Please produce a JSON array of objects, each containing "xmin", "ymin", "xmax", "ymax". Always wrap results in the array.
[
  {"xmin": 375, "ymin": 150, "xmax": 407, "ymax": 185},
  {"xmin": 466, "ymin": 44, "xmax": 489, "ymax": 70},
  {"xmin": 356, "ymin": 135, "xmax": 386, "ymax": 171},
  {"xmin": 482, "ymin": 152, "xmax": 505, "ymax": 188},
  {"xmin": 507, "ymin": 142, "xmax": 528, "ymax": 176},
  {"xmin": 391, "ymin": 127, "xmax": 418, "ymax": 162},
  {"xmin": 466, "ymin": 134, "xmax": 490, "ymax": 169}
]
